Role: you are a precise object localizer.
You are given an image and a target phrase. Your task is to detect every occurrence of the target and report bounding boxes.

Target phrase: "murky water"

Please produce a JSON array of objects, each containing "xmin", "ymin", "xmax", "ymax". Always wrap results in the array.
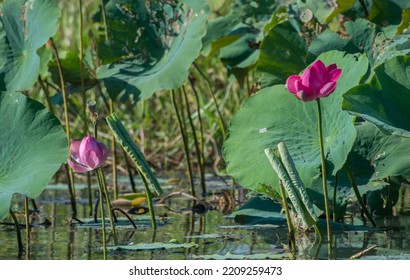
[{"xmin": 1, "ymin": 177, "xmax": 410, "ymax": 260}]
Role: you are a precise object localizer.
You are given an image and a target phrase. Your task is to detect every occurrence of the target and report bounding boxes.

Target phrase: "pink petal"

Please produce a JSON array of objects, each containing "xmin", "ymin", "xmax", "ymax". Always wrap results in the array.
[
  {"xmin": 286, "ymin": 75, "xmax": 301, "ymax": 94},
  {"xmin": 326, "ymin": 63, "xmax": 338, "ymax": 72},
  {"xmin": 319, "ymin": 81, "xmax": 337, "ymax": 97},
  {"xmin": 69, "ymin": 141, "xmax": 82, "ymax": 163},
  {"xmin": 97, "ymin": 142, "xmax": 108, "ymax": 164},
  {"xmin": 328, "ymin": 68, "xmax": 342, "ymax": 82},
  {"xmin": 68, "ymin": 158, "xmax": 90, "ymax": 173},
  {"xmin": 79, "ymin": 136, "xmax": 103, "ymax": 170},
  {"xmin": 310, "ymin": 60, "xmax": 326, "ymax": 74}
]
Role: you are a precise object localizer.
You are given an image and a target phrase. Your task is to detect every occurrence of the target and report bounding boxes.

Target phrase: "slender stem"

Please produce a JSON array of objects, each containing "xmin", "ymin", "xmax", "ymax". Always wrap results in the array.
[
  {"xmin": 140, "ymin": 174, "xmax": 157, "ymax": 230},
  {"xmin": 359, "ymin": 0, "xmax": 369, "ymax": 18},
  {"xmin": 171, "ymin": 90, "xmax": 195, "ymax": 196},
  {"xmin": 97, "ymin": 168, "xmax": 118, "ymax": 243},
  {"xmin": 279, "ymin": 181, "xmax": 296, "ymax": 255},
  {"xmin": 345, "ymin": 164, "xmax": 377, "ymax": 227},
  {"xmin": 100, "ymin": 0, "xmax": 109, "ymax": 41},
  {"xmin": 333, "ymin": 172, "xmax": 338, "ymax": 223},
  {"xmin": 182, "ymin": 85, "xmax": 206, "ymax": 196},
  {"xmin": 193, "ymin": 63, "xmax": 226, "ymax": 139},
  {"xmin": 188, "ymin": 79, "xmax": 206, "ymax": 196},
  {"xmin": 9, "ymin": 209, "xmax": 23, "ymax": 254},
  {"xmin": 111, "ymin": 208, "xmax": 137, "ymax": 230},
  {"xmin": 97, "ymin": 177, "xmax": 107, "ymax": 260},
  {"xmin": 38, "ymin": 77, "xmax": 55, "ymax": 115},
  {"xmin": 24, "ymin": 197, "xmax": 30, "ymax": 258},
  {"xmin": 123, "ymin": 149, "xmax": 137, "ymax": 193},
  {"xmin": 50, "ymin": 38, "xmax": 77, "ymax": 217},
  {"xmin": 109, "ymin": 100, "xmax": 119, "ymax": 200},
  {"xmin": 316, "ymin": 99, "xmax": 332, "ymax": 256}
]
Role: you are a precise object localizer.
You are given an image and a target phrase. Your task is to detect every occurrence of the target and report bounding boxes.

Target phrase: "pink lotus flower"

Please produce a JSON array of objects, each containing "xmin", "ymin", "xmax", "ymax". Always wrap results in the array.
[
  {"xmin": 286, "ymin": 60, "xmax": 342, "ymax": 102},
  {"xmin": 68, "ymin": 136, "xmax": 108, "ymax": 173}
]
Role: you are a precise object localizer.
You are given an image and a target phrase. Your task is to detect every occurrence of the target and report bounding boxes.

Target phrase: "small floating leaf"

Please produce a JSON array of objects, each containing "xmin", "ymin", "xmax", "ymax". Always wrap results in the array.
[{"xmin": 107, "ymin": 242, "xmax": 197, "ymax": 251}]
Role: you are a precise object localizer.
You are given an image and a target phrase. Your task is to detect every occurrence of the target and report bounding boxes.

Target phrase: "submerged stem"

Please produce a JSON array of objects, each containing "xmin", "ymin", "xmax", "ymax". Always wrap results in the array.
[
  {"xmin": 279, "ymin": 181, "xmax": 296, "ymax": 255},
  {"xmin": 316, "ymin": 99, "xmax": 332, "ymax": 256}
]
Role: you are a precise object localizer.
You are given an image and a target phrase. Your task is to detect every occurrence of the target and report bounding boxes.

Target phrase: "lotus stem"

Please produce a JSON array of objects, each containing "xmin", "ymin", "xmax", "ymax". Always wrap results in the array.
[
  {"xmin": 96, "ymin": 176, "xmax": 107, "ymax": 260},
  {"xmin": 182, "ymin": 85, "xmax": 206, "ymax": 196},
  {"xmin": 333, "ymin": 172, "xmax": 338, "ymax": 223},
  {"xmin": 171, "ymin": 89, "xmax": 195, "ymax": 196},
  {"xmin": 316, "ymin": 99, "xmax": 332, "ymax": 256},
  {"xmin": 97, "ymin": 168, "xmax": 118, "ymax": 243},
  {"xmin": 24, "ymin": 197, "xmax": 30, "ymax": 258},
  {"xmin": 49, "ymin": 38, "xmax": 77, "ymax": 218},
  {"xmin": 38, "ymin": 78, "xmax": 55, "ymax": 115},
  {"xmin": 278, "ymin": 180, "xmax": 296, "ymax": 255},
  {"xmin": 110, "ymin": 100, "xmax": 119, "ymax": 200},
  {"xmin": 188, "ymin": 78, "xmax": 206, "ymax": 194},
  {"xmin": 9, "ymin": 209, "xmax": 23, "ymax": 255},
  {"xmin": 345, "ymin": 164, "xmax": 376, "ymax": 227},
  {"xmin": 193, "ymin": 62, "xmax": 226, "ymax": 139},
  {"xmin": 140, "ymin": 174, "xmax": 157, "ymax": 230}
]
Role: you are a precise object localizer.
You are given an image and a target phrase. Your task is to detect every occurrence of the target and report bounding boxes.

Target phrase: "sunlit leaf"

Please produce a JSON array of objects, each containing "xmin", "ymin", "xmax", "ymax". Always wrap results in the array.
[
  {"xmin": 0, "ymin": 0, "xmax": 61, "ymax": 91},
  {"xmin": 0, "ymin": 92, "xmax": 67, "ymax": 219}
]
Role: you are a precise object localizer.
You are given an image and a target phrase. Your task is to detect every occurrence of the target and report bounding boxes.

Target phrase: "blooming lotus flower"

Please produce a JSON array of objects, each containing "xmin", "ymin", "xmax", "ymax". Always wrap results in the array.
[
  {"xmin": 286, "ymin": 60, "xmax": 342, "ymax": 102},
  {"xmin": 68, "ymin": 136, "xmax": 108, "ymax": 173}
]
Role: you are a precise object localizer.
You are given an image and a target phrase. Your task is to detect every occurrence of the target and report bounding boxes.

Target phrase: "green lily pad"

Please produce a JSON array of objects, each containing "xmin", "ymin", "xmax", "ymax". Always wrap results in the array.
[
  {"xmin": 0, "ymin": 92, "xmax": 67, "ymax": 219},
  {"xmin": 0, "ymin": 0, "xmax": 61, "ymax": 91},
  {"xmin": 223, "ymin": 51, "xmax": 369, "ymax": 199},
  {"xmin": 97, "ymin": 0, "xmax": 208, "ymax": 103},
  {"xmin": 107, "ymin": 242, "xmax": 197, "ymax": 251},
  {"xmin": 343, "ymin": 56, "xmax": 410, "ymax": 137},
  {"xmin": 192, "ymin": 252, "xmax": 291, "ymax": 260}
]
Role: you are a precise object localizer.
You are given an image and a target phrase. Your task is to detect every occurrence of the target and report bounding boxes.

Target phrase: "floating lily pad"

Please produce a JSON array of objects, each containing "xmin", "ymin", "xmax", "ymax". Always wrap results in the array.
[
  {"xmin": 107, "ymin": 242, "xmax": 197, "ymax": 251},
  {"xmin": 192, "ymin": 252, "xmax": 292, "ymax": 260}
]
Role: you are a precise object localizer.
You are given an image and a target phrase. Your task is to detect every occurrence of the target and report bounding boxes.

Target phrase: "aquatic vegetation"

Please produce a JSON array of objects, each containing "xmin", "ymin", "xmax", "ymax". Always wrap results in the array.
[{"xmin": 1, "ymin": 0, "xmax": 410, "ymax": 260}]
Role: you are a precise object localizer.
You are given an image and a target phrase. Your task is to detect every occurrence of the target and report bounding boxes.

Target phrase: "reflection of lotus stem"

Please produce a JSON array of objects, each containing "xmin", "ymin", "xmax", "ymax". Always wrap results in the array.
[
  {"xmin": 9, "ymin": 209, "xmax": 23, "ymax": 255},
  {"xmin": 171, "ymin": 90, "xmax": 195, "ymax": 196},
  {"xmin": 316, "ymin": 99, "xmax": 332, "ymax": 256},
  {"xmin": 97, "ymin": 168, "xmax": 117, "ymax": 244},
  {"xmin": 50, "ymin": 38, "xmax": 77, "ymax": 218}
]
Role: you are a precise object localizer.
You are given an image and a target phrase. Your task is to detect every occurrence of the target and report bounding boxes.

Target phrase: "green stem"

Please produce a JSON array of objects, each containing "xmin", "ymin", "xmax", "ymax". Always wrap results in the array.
[
  {"xmin": 316, "ymin": 99, "xmax": 332, "ymax": 256},
  {"xmin": 171, "ymin": 90, "xmax": 195, "ymax": 196},
  {"xmin": 38, "ymin": 77, "xmax": 55, "ymax": 115},
  {"xmin": 97, "ymin": 168, "xmax": 118, "ymax": 243},
  {"xmin": 345, "ymin": 164, "xmax": 376, "ymax": 227},
  {"xmin": 97, "ymin": 177, "xmax": 107, "ymax": 260},
  {"xmin": 50, "ymin": 38, "xmax": 77, "ymax": 218},
  {"xmin": 123, "ymin": 149, "xmax": 137, "ymax": 193},
  {"xmin": 188, "ymin": 79, "xmax": 206, "ymax": 196},
  {"xmin": 109, "ymin": 100, "xmax": 119, "ymax": 200},
  {"xmin": 140, "ymin": 174, "xmax": 157, "ymax": 230},
  {"xmin": 279, "ymin": 181, "xmax": 296, "ymax": 255},
  {"xmin": 24, "ymin": 197, "xmax": 30, "ymax": 255},
  {"xmin": 333, "ymin": 172, "xmax": 338, "ymax": 223},
  {"xmin": 100, "ymin": 0, "xmax": 109, "ymax": 41},
  {"xmin": 193, "ymin": 63, "xmax": 226, "ymax": 139},
  {"xmin": 182, "ymin": 86, "xmax": 206, "ymax": 196},
  {"xmin": 9, "ymin": 209, "xmax": 23, "ymax": 254}
]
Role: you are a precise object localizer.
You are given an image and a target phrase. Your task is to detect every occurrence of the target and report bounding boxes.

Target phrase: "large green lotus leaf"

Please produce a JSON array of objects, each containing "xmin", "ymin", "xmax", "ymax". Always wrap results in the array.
[
  {"xmin": 223, "ymin": 51, "xmax": 369, "ymax": 196},
  {"xmin": 97, "ymin": 0, "xmax": 208, "ymax": 103},
  {"xmin": 343, "ymin": 56, "xmax": 410, "ymax": 137},
  {"xmin": 256, "ymin": 20, "xmax": 308, "ymax": 88},
  {"xmin": 0, "ymin": 92, "xmax": 67, "ymax": 219},
  {"xmin": 0, "ymin": 0, "xmax": 60, "ymax": 92},
  {"xmin": 309, "ymin": 19, "xmax": 410, "ymax": 68},
  {"xmin": 348, "ymin": 122, "xmax": 410, "ymax": 180}
]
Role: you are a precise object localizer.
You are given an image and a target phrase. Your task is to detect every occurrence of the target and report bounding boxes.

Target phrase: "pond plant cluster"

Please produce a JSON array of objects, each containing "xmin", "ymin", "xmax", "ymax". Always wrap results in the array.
[{"xmin": 1, "ymin": 0, "xmax": 410, "ymax": 260}]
